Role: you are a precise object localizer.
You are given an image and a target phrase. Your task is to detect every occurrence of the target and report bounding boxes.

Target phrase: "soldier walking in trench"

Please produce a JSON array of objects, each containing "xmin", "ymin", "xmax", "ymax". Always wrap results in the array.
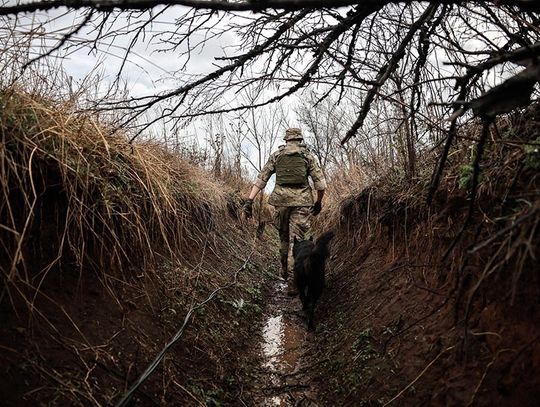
[{"xmin": 243, "ymin": 128, "xmax": 327, "ymax": 295}]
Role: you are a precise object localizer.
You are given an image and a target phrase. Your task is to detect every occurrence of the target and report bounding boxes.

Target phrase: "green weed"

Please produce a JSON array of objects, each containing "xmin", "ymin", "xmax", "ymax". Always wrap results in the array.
[
  {"xmin": 458, "ymin": 164, "xmax": 473, "ymax": 189},
  {"xmin": 352, "ymin": 328, "xmax": 378, "ymax": 362},
  {"xmin": 524, "ymin": 136, "xmax": 540, "ymax": 170},
  {"xmin": 188, "ymin": 383, "xmax": 224, "ymax": 407}
]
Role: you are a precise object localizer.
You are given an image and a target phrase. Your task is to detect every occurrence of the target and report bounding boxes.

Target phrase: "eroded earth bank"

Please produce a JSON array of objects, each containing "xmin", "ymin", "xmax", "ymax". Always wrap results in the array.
[{"xmin": 1, "ymin": 91, "xmax": 539, "ymax": 407}]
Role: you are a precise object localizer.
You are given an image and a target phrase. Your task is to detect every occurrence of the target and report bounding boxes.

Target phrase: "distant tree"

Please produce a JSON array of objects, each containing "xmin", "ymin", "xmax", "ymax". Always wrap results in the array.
[{"xmin": 296, "ymin": 91, "xmax": 348, "ymax": 170}]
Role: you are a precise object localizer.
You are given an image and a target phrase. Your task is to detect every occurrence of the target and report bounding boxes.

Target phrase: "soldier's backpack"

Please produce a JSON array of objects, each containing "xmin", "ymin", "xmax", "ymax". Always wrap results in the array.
[{"xmin": 275, "ymin": 149, "xmax": 308, "ymax": 186}]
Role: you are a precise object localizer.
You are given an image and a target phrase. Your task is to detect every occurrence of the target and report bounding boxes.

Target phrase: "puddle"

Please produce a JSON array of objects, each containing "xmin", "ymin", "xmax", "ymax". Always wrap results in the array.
[
  {"xmin": 259, "ymin": 280, "xmax": 316, "ymax": 406},
  {"xmin": 262, "ymin": 314, "xmax": 284, "ymax": 368}
]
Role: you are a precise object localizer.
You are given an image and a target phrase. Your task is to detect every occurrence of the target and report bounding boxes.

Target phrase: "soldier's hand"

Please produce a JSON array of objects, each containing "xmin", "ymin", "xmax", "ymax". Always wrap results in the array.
[
  {"xmin": 312, "ymin": 201, "xmax": 322, "ymax": 216},
  {"xmin": 243, "ymin": 198, "xmax": 253, "ymax": 218}
]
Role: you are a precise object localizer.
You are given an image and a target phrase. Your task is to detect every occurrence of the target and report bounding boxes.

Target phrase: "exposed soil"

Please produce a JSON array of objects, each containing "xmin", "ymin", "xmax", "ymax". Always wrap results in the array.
[
  {"xmin": 0, "ymin": 236, "xmax": 276, "ymax": 406},
  {"xmin": 1, "ymin": 91, "xmax": 539, "ymax": 406},
  {"xmin": 309, "ymin": 230, "xmax": 540, "ymax": 405},
  {"xmin": 305, "ymin": 114, "xmax": 540, "ymax": 406}
]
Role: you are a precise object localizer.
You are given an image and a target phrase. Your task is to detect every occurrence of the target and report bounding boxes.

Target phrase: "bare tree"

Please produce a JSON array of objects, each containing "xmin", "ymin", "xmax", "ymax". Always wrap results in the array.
[
  {"xmin": 296, "ymin": 91, "xmax": 349, "ymax": 170},
  {"xmin": 1, "ymin": 0, "xmax": 539, "ymax": 197},
  {"xmin": 233, "ymin": 92, "xmax": 286, "ymax": 230}
]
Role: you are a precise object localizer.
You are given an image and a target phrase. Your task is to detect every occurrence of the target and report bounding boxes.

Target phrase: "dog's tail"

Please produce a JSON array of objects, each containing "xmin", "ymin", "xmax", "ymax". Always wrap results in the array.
[{"xmin": 312, "ymin": 230, "xmax": 335, "ymax": 259}]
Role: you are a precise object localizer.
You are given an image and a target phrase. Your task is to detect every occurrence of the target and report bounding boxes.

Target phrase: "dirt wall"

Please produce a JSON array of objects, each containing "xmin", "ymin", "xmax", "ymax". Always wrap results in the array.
[
  {"xmin": 311, "ymin": 108, "xmax": 540, "ymax": 406},
  {"xmin": 0, "ymin": 89, "xmax": 277, "ymax": 406}
]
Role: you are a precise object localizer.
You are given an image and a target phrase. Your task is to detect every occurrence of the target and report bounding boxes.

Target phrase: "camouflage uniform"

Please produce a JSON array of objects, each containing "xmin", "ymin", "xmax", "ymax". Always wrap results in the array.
[{"xmin": 254, "ymin": 130, "xmax": 327, "ymax": 290}]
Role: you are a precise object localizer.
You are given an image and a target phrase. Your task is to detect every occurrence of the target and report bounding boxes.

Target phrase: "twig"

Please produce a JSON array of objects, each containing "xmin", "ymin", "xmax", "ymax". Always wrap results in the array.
[
  {"xmin": 1, "ymin": 0, "xmax": 539, "ymax": 16},
  {"xmin": 114, "ymin": 250, "xmax": 255, "ymax": 407},
  {"xmin": 382, "ymin": 345, "xmax": 456, "ymax": 406},
  {"xmin": 468, "ymin": 205, "xmax": 540, "ymax": 254},
  {"xmin": 172, "ymin": 379, "xmax": 206, "ymax": 407},
  {"xmin": 466, "ymin": 348, "xmax": 514, "ymax": 407},
  {"xmin": 341, "ymin": 4, "xmax": 439, "ymax": 145},
  {"xmin": 441, "ymin": 119, "xmax": 491, "ymax": 261}
]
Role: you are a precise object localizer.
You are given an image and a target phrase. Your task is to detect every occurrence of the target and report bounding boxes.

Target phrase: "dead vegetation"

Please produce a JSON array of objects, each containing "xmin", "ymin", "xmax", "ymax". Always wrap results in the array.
[
  {"xmin": 1, "ymin": 2, "xmax": 539, "ymax": 405},
  {"xmin": 1, "ymin": 82, "xmax": 538, "ymax": 406},
  {"xmin": 0, "ymin": 86, "xmax": 277, "ymax": 406},
  {"xmin": 310, "ymin": 105, "xmax": 540, "ymax": 406}
]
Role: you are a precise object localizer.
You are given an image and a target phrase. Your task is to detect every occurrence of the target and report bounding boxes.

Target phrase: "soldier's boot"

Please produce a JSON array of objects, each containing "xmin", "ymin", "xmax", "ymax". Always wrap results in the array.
[
  {"xmin": 287, "ymin": 279, "xmax": 298, "ymax": 296},
  {"xmin": 280, "ymin": 248, "xmax": 288, "ymax": 280},
  {"xmin": 286, "ymin": 252, "xmax": 298, "ymax": 296}
]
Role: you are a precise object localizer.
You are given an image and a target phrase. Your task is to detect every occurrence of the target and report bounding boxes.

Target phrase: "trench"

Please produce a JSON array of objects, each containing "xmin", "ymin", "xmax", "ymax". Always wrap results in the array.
[{"xmin": 257, "ymin": 279, "xmax": 318, "ymax": 406}]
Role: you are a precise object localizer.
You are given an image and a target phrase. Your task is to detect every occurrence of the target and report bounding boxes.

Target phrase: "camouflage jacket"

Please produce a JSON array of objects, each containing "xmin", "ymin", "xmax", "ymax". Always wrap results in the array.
[{"xmin": 254, "ymin": 141, "xmax": 327, "ymax": 207}]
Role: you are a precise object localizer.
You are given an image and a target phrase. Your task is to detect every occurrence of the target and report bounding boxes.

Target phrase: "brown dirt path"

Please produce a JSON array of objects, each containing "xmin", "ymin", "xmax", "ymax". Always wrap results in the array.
[{"xmin": 254, "ymin": 278, "xmax": 319, "ymax": 406}]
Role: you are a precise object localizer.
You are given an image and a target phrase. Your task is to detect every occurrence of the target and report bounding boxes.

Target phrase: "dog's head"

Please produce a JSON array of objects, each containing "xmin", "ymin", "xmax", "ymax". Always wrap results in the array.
[
  {"xmin": 293, "ymin": 235, "xmax": 314, "ymax": 257},
  {"xmin": 317, "ymin": 230, "xmax": 335, "ymax": 245}
]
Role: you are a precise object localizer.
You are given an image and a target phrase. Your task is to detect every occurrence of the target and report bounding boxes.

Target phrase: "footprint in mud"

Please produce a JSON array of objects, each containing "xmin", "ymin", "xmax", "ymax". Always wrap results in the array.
[{"xmin": 259, "ymin": 280, "xmax": 318, "ymax": 406}]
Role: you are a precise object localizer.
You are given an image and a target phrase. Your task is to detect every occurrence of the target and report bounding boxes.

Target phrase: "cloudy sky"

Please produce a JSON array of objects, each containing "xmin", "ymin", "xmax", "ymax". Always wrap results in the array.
[
  {"xmin": 2, "ymin": 3, "xmax": 300, "ymax": 172},
  {"xmin": 1, "ymin": 1, "xmax": 526, "ymax": 180},
  {"xmin": 44, "ymin": 7, "xmax": 237, "ymax": 96}
]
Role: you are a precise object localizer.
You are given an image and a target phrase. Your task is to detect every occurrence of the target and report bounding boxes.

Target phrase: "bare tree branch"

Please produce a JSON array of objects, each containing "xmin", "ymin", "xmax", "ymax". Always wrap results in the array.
[
  {"xmin": 341, "ymin": 3, "xmax": 439, "ymax": 145},
  {"xmin": 1, "ymin": 0, "xmax": 540, "ymax": 16}
]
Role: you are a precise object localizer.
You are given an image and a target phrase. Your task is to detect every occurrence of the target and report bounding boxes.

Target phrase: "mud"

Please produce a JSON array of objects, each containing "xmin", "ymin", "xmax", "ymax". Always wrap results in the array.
[{"xmin": 257, "ymin": 279, "xmax": 318, "ymax": 406}]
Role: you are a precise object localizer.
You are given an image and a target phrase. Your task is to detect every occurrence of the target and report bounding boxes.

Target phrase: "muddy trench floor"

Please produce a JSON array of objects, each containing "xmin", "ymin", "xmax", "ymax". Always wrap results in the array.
[{"xmin": 251, "ymin": 277, "xmax": 319, "ymax": 407}]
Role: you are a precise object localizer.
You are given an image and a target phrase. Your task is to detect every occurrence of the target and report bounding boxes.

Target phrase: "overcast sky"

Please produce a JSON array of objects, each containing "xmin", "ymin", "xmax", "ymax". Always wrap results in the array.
[
  {"xmin": 5, "ymin": 4, "xmax": 300, "ymax": 176},
  {"xmin": 1, "ymin": 1, "xmax": 528, "ymax": 182}
]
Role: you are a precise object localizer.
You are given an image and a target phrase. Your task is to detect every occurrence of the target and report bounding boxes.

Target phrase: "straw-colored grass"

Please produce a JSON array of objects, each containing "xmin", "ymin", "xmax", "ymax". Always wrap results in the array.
[
  {"xmin": 0, "ymin": 86, "xmax": 278, "ymax": 406},
  {"xmin": 0, "ymin": 86, "xmax": 248, "ymax": 311}
]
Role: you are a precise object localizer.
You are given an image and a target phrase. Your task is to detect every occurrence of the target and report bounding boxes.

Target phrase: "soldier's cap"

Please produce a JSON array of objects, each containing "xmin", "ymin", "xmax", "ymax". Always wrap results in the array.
[{"xmin": 284, "ymin": 127, "xmax": 303, "ymax": 141}]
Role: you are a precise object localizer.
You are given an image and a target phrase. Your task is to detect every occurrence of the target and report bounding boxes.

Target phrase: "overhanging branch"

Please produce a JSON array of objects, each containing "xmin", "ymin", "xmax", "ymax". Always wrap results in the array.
[{"xmin": 1, "ymin": 0, "xmax": 539, "ymax": 16}]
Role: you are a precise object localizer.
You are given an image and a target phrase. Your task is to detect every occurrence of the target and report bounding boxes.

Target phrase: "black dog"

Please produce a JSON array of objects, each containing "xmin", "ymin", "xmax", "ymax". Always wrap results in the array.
[{"xmin": 293, "ymin": 231, "xmax": 334, "ymax": 331}]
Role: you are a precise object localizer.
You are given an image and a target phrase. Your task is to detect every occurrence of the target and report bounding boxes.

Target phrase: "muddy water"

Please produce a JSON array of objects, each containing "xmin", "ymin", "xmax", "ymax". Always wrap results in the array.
[{"xmin": 259, "ymin": 280, "xmax": 317, "ymax": 406}]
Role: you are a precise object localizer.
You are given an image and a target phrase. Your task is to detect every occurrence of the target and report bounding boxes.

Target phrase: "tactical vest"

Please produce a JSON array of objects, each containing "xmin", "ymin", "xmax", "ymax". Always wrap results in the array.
[{"xmin": 275, "ymin": 150, "xmax": 308, "ymax": 186}]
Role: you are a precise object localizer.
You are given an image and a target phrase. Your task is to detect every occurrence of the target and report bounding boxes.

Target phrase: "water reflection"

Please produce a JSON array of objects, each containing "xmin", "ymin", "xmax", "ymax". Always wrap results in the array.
[
  {"xmin": 262, "ymin": 314, "xmax": 284, "ymax": 369},
  {"xmin": 260, "ymin": 280, "xmax": 309, "ymax": 406}
]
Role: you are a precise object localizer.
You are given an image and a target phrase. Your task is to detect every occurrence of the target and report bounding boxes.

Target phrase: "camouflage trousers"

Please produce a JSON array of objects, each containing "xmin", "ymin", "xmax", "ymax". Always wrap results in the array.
[{"xmin": 273, "ymin": 206, "xmax": 312, "ymax": 287}]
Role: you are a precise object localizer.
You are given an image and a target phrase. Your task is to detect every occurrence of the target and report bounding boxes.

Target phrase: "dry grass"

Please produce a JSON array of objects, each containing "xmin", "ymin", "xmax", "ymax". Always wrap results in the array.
[
  {"xmin": 310, "ymin": 106, "xmax": 540, "ymax": 406},
  {"xmin": 0, "ymin": 85, "xmax": 277, "ymax": 405},
  {"xmin": 0, "ymin": 85, "xmax": 254, "ymax": 326}
]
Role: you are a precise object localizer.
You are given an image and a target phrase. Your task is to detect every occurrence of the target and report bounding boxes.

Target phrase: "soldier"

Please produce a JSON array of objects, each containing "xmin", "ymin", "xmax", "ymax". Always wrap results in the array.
[{"xmin": 243, "ymin": 127, "xmax": 327, "ymax": 295}]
